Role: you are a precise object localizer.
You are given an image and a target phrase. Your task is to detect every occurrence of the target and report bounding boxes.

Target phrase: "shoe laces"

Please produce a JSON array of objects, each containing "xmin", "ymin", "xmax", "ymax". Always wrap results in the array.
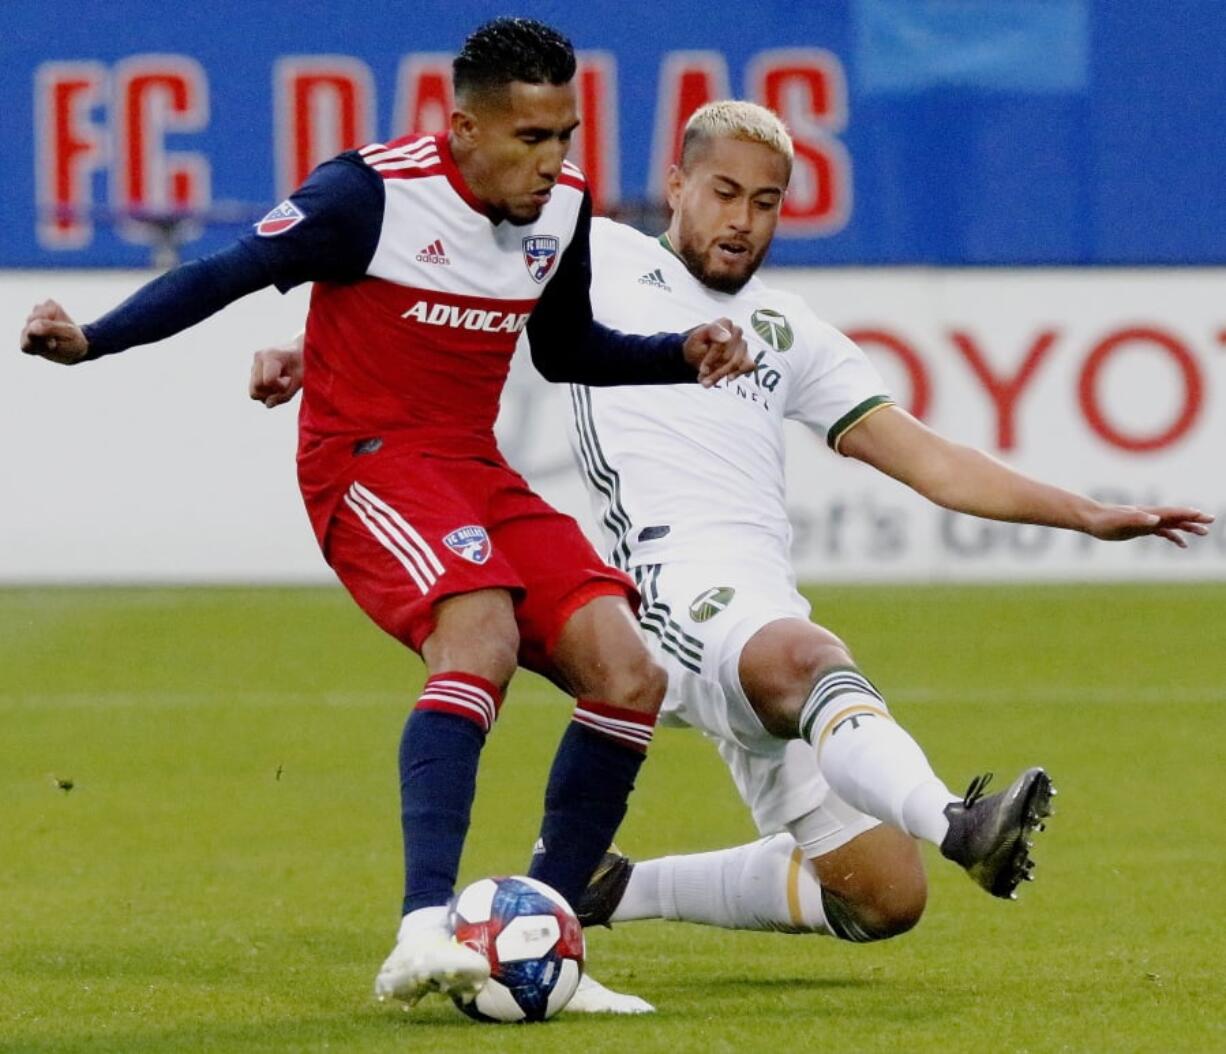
[{"xmin": 961, "ymin": 772, "xmax": 994, "ymax": 807}]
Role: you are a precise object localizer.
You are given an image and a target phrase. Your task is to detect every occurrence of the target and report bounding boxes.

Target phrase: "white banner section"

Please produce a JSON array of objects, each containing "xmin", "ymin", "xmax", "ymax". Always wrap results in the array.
[{"xmin": 2, "ymin": 268, "xmax": 1223, "ymax": 583}]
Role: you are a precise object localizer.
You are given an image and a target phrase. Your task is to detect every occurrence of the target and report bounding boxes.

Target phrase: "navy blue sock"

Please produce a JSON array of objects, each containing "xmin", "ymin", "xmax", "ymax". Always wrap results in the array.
[
  {"xmin": 400, "ymin": 673, "xmax": 501, "ymax": 915},
  {"xmin": 528, "ymin": 700, "xmax": 655, "ymax": 908}
]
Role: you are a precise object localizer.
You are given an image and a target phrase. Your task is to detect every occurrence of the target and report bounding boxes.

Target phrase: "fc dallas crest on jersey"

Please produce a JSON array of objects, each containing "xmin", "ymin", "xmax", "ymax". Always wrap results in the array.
[
  {"xmin": 442, "ymin": 525, "xmax": 491, "ymax": 564},
  {"xmin": 523, "ymin": 235, "xmax": 560, "ymax": 283},
  {"xmin": 256, "ymin": 200, "xmax": 305, "ymax": 237}
]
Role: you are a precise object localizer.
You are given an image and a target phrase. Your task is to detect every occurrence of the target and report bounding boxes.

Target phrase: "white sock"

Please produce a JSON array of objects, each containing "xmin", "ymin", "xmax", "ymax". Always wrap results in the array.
[
  {"xmin": 611, "ymin": 834, "xmax": 828, "ymax": 934},
  {"xmin": 799, "ymin": 667, "xmax": 957, "ymax": 847},
  {"xmin": 396, "ymin": 905, "xmax": 449, "ymax": 941}
]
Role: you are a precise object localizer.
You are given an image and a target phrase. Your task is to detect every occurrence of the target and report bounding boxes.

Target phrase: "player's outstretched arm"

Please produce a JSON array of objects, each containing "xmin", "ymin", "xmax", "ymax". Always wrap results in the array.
[
  {"xmin": 838, "ymin": 405, "xmax": 1213, "ymax": 547},
  {"xmin": 527, "ymin": 193, "xmax": 751, "ymax": 387},
  {"xmin": 19, "ymin": 155, "xmax": 382, "ymax": 368},
  {"xmin": 19, "ymin": 243, "xmax": 276, "ymax": 365},
  {"xmin": 249, "ymin": 320, "xmax": 754, "ymax": 405},
  {"xmin": 250, "ymin": 333, "xmax": 306, "ymax": 408}
]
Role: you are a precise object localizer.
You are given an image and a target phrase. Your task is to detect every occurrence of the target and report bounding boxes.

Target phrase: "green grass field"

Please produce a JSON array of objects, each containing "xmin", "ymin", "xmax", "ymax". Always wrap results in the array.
[{"xmin": 2, "ymin": 584, "xmax": 1224, "ymax": 1053}]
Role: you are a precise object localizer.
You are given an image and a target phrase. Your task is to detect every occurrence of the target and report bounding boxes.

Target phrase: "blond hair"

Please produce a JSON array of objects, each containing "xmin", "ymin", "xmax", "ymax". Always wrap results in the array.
[{"xmin": 680, "ymin": 100, "xmax": 794, "ymax": 170}]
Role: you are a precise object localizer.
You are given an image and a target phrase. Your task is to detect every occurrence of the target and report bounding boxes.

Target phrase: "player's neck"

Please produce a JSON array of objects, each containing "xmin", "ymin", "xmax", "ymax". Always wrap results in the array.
[{"xmin": 445, "ymin": 134, "xmax": 507, "ymax": 224}]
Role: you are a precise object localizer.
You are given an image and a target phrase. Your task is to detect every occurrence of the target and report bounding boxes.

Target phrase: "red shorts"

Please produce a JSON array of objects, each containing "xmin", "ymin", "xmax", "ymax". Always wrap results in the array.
[{"xmin": 302, "ymin": 443, "xmax": 636, "ymax": 674}]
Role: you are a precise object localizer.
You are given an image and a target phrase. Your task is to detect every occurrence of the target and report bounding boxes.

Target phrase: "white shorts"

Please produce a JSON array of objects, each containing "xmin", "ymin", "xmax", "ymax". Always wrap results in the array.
[{"xmin": 630, "ymin": 555, "xmax": 880, "ymax": 858}]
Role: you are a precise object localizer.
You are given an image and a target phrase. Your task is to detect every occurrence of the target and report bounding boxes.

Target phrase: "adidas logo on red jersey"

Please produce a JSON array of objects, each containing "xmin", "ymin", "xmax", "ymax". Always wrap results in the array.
[{"xmin": 416, "ymin": 239, "xmax": 450, "ymax": 265}]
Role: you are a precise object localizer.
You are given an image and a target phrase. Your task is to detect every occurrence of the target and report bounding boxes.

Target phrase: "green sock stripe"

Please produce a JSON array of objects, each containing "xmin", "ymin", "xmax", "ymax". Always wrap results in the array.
[
  {"xmin": 799, "ymin": 669, "xmax": 884, "ymax": 743},
  {"xmin": 822, "ymin": 889, "xmax": 887, "ymax": 944}
]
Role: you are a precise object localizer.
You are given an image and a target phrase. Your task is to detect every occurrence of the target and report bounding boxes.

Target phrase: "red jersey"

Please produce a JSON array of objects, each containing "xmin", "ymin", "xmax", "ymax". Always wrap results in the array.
[{"xmin": 293, "ymin": 134, "xmax": 587, "ymax": 457}]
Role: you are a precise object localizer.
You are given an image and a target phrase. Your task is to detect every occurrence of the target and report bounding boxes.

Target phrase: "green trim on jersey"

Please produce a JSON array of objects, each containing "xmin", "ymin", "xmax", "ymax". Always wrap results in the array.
[
  {"xmin": 569, "ymin": 385, "xmax": 634, "ymax": 569},
  {"xmin": 658, "ymin": 232, "xmax": 682, "ymax": 261},
  {"xmin": 826, "ymin": 394, "xmax": 894, "ymax": 452}
]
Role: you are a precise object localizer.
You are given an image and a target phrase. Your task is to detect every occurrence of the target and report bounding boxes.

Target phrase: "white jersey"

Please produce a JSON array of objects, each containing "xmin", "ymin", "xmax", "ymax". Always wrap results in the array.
[{"xmin": 570, "ymin": 218, "xmax": 892, "ymax": 568}]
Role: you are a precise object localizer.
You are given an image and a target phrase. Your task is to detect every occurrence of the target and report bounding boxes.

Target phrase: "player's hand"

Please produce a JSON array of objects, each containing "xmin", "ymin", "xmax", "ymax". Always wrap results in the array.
[
  {"xmin": 249, "ymin": 346, "xmax": 304, "ymax": 408},
  {"xmin": 20, "ymin": 300, "xmax": 89, "ymax": 365},
  {"xmin": 1083, "ymin": 504, "xmax": 1215, "ymax": 548},
  {"xmin": 683, "ymin": 317, "xmax": 751, "ymax": 388}
]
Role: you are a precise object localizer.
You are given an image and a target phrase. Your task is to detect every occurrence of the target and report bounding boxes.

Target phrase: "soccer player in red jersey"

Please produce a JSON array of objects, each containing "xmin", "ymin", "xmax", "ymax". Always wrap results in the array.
[{"xmin": 19, "ymin": 17, "xmax": 751, "ymax": 1007}]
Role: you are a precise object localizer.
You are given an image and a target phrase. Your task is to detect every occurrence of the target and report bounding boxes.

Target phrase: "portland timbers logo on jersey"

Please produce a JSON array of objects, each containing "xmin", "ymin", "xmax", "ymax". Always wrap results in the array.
[
  {"xmin": 689, "ymin": 586, "xmax": 736, "ymax": 622},
  {"xmin": 750, "ymin": 308, "xmax": 794, "ymax": 352}
]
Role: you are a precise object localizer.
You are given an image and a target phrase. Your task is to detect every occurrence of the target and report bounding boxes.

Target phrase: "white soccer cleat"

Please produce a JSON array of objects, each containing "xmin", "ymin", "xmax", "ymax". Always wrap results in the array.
[
  {"xmin": 374, "ymin": 906, "xmax": 490, "ymax": 1007},
  {"xmin": 565, "ymin": 972, "xmax": 655, "ymax": 1014}
]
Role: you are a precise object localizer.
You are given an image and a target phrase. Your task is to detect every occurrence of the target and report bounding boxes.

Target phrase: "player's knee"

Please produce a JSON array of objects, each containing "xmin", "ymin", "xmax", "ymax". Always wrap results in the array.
[
  {"xmin": 782, "ymin": 631, "xmax": 851, "ymax": 694},
  {"xmin": 601, "ymin": 649, "xmax": 667, "ymax": 714},
  {"xmin": 743, "ymin": 626, "xmax": 853, "ymax": 737},
  {"xmin": 473, "ymin": 635, "xmax": 520, "ymax": 687},
  {"xmin": 745, "ymin": 622, "xmax": 852, "ymax": 702},
  {"xmin": 424, "ymin": 591, "xmax": 520, "ymax": 686},
  {"xmin": 823, "ymin": 869, "xmax": 927, "ymax": 942},
  {"xmin": 861, "ymin": 873, "xmax": 927, "ymax": 937}
]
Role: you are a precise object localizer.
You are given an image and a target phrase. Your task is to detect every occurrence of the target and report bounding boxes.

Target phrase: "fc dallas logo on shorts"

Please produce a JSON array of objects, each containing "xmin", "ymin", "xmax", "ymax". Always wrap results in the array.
[
  {"xmin": 443, "ymin": 525, "xmax": 491, "ymax": 564},
  {"xmin": 255, "ymin": 200, "xmax": 305, "ymax": 237},
  {"xmin": 522, "ymin": 235, "xmax": 560, "ymax": 283}
]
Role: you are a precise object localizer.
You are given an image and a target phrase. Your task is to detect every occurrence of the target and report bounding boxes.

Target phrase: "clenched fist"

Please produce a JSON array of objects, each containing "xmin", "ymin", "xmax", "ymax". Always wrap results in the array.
[
  {"xmin": 682, "ymin": 317, "xmax": 751, "ymax": 388},
  {"xmin": 20, "ymin": 300, "xmax": 89, "ymax": 365}
]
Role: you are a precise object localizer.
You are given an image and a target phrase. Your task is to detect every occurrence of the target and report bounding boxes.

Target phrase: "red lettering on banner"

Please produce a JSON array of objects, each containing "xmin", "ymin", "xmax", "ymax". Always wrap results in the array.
[
  {"xmin": 1078, "ymin": 327, "xmax": 1204, "ymax": 453},
  {"xmin": 950, "ymin": 329, "xmax": 1057, "ymax": 451},
  {"xmin": 574, "ymin": 52, "xmax": 619, "ymax": 214},
  {"xmin": 112, "ymin": 55, "xmax": 210, "ymax": 240},
  {"xmin": 392, "ymin": 53, "xmax": 453, "ymax": 138},
  {"xmin": 275, "ymin": 56, "xmax": 374, "ymax": 196},
  {"xmin": 34, "ymin": 62, "xmax": 108, "ymax": 249},
  {"xmin": 649, "ymin": 51, "xmax": 731, "ymax": 200},
  {"xmin": 748, "ymin": 49, "xmax": 851, "ymax": 235},
  {"xmin": 846, "ymin": 328, "xmax": 931, "ymax": 421}
]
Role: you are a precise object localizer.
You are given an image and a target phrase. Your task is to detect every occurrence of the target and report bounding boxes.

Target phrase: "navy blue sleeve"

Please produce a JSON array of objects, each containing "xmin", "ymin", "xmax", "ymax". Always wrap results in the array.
[
  {"xmin": 240, "ymin": 152, "xmax": 384, "ymax": 292},
  {"xmin": 82, "ymin": 153, "xmax": 383, "ymax": 360},
  {"xmin": 527, "ymin": 192, "xmax": 695, "ymax": 386}
]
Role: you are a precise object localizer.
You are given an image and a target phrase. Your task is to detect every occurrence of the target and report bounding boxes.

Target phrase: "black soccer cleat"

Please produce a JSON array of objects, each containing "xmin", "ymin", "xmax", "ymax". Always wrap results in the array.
[
  {"xmin": 940, "ymin": 767, "xmax": 1055, "ymax": 900},
  {"xmin": 576, "ymin": 848, "xmax": 635, "ymax": 928}
]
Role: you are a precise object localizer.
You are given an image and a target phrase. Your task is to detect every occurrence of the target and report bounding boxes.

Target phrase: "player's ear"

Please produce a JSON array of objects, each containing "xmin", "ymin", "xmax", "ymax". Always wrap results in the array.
[
  {"xmin": 665, "ymin": 164, "xmax": 685, "ymax": 211},
  {"xmin": 451, "ymin": 107, "xmax": 479, "ymax": 146}
]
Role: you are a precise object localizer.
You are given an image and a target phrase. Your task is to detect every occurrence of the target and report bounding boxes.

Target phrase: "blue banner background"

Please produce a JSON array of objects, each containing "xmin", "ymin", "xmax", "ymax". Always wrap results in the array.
[{"xmin": 4, "ymin": 0, "xmax": 1224, "ymax": 267}]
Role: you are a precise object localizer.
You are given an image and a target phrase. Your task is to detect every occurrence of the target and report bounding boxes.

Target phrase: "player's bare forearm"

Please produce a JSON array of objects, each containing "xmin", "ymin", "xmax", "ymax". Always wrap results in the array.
[
  {"xmin": 839, "ymin": 405, "xmax": 1213, "ymax": 546},
  {"xmin": 898, "ymin": 438, "xmax": 1094, "ymax": 530}
]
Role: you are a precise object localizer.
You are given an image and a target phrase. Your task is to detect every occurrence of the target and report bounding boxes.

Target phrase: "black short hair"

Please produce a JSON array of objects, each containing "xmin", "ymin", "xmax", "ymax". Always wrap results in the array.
[{"xmin": 453, "ymin": 17, "xmax": 576, "ymax": 100}]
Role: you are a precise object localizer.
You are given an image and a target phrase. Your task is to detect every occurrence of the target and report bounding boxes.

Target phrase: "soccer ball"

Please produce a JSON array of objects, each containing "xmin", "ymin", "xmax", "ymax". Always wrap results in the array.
[{"xmin": 448, "ymin": 875, "xmax": 585, "ymax": 1023}]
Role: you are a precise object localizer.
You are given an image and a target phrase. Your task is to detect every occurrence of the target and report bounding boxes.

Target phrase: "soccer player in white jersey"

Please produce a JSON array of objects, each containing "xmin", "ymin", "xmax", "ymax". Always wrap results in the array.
[
  {"xmin": 561, "ymin": 101, "xmax": 1210, "ymax": 965},
  {"xmin": 250, "ymin": 100, "xmax": 1212, "ymax": 1008}
]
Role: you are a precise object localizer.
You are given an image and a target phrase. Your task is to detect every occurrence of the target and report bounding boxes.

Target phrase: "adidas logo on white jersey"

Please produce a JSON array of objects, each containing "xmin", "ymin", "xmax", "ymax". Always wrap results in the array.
[
  {"xmin": 638, "ymin": 268, "xmax": 671, "ymax": 291},
  {"xmin": 416, "ymin": 239, "xmax": 450, "ymax": 265}
]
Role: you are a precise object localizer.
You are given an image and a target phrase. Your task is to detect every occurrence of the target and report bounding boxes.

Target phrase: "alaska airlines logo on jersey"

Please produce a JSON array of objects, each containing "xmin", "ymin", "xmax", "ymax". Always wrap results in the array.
[
  {"xmin": 750, "ymin": 308, "xmax": 794, "ymax": 352},
  {"xmin": 717, "ymin": 347, "xmax": 782, "ymax": 409},
  {"xmin": 401, "ymin": 300, "xmax": 530, "ymax": 334},
  {"xmin": 442, "ymin": 525, "xmax": 491, "ymax": 564},
  {"xmin": 689, "ymin": 586, "xmax": 736, "ymax": 622},
  {"xmin": 523, "ymin": 235, "xmax": 560, "ymax": 283},
  {"xmin": 749, "ymin": 350, "xmax": 782, "ymax": 393},
  {"xmin": 255, "ymin": 200, "xmax": 305, "ymax": 237}
]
